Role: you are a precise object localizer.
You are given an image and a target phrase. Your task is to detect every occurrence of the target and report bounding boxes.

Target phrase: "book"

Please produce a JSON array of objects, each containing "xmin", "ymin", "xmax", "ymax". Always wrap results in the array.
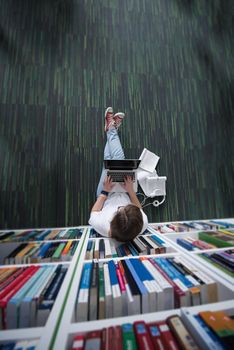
[
  {"xmin": 199, "ymin": 311, "xmax": 234, "ymax": 350},
  {"xmin": 141, "ymin": 257, "xmax": 174, "ymax": 310},
  {"xmin": 98, "ymin": 263, "xmax": 105, "ymax": 319},
  {"xmin": 199, "ymin": 232, "xmax": 234, "ymax": 248},
  {"xmin": 133, "ymin": 321, "xmax": 154, "ymax": 350},
  {"xmin": 115, "ymin": 262, "xmax": 127, "ymax": 316},
  {"xmin": 19, "ymin": 265, "xmax": 56, "ymax": 328},
  {"xmin": 138, "ymin": 148, "xmax": 160, "ymax": 173},
  {"xmin": 130, "ymin": 258, "xmax": 159, "ymax": 312},
  {"xmin": 181, "ymin": 308, "xmax": 226, "ymax": 350},
  {"xmin": 173, "ymin": 255, "xmax": 218, "ymax": 304},
  {"xmin": 103, "ymin": 262, "xmax": 112, "ymax": 319},
  {"xmin": 99, "ymin": 239, "xmax": 105, "ymax": 259},
  {"xmin": 120, "ymin": 260, "xmax": 141, "ymax": 315},
  {"xmin": 166, "ymin": 315, "xmax": 199, "ymax": 350},
  {"xmin": 149, "ymin": 258, "xmax": 187, "ymax": 307},
  {"xmin": 124, "ymin": 259, "xmax": 149, "ymax": 313},
  {"xmin": 88, "ymin": 261, "xmax": 99, "ymax": 321},
  {"xmin": 84, "ymin": 330, "xmax": 102, "ymax": 350},
  {"xmin": 104, "ymin": 239, "xmax": 112, "ymax": 259},
  {"xmin": 6, "ymin": 266, "xmax": 45, "ymax": 329},
  {"xmin": 37, "ymin": 266, "xmax": 67, "ymax": 326},
  {"xmin": 122, "ymin": 323, "xmax": 137, "ymax": 350},
  {"xmin": 147, "ymin": 323, "xmax": 166, "ymax": 349},
  {"xmin": 108, "ymin": 260, "xmax": 122, "ymax": 317},
  {"xmin": 71, "ymin": 334, "xmax": 85, "ymax": 350},
  {"xmin": 151, "ymin": 321, "xmax": 180, "ymax": 349},
  {"xmin": 76, "ymin": 262, "xmax": 92, "ymax": 322}
]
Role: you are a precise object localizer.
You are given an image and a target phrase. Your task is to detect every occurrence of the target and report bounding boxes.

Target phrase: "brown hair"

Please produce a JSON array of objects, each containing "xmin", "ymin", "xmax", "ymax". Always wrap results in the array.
[{"xmin": 110, "ymin": 204, "xmax": 143, "ymax": 242}]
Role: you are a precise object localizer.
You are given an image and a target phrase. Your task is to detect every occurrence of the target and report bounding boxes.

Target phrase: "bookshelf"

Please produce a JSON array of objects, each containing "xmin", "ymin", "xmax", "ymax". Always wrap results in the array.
[{"xmin": 0, "ymin": 220, "xmax": 233, "ymax": 350}]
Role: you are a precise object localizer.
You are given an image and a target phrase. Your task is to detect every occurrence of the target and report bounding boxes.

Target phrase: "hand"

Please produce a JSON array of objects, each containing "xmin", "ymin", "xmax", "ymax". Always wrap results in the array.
[
  {"xmin": 122, "ymin": 176, "xmax": 134, "ymax": 193},
  {"xmin": 103, "ymin": 176, "xmax": 114, "ymax": 192}
]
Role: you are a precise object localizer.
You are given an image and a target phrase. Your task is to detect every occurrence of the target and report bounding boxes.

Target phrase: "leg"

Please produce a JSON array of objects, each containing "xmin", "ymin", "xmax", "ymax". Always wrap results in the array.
[
  {"xmin": 96, "ymin": 128, "xmax": 125, "ymax": 197},
  {"xmin": 96, "ymin": 140, "xmax": 111, "ymax": 197},
  {"xmin": 96, "ymin": 107, "xmax": 126, "ymax": 197},
  {"xmin": 106, "ymin": 127, "xmax": 125, "ymax": 160}
]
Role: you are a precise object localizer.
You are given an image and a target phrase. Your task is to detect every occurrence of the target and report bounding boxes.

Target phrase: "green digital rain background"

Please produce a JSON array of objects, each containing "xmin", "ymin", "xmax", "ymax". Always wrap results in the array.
[{"xmin": 0, "ymin": 0, "xmax": 233, "ymax": 229}]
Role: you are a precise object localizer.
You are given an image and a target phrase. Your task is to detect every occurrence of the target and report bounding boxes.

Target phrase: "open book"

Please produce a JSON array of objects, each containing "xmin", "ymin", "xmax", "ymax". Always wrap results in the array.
[{"xmin": 139, "ymin": 148, "xmax": 160, "ymax": 173}]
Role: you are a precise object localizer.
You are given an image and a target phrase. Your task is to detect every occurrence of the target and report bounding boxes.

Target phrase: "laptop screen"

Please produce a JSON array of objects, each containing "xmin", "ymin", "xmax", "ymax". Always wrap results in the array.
[{"xmin": 104, "ymin": 159, "xmax": 140, "ymax": 170}]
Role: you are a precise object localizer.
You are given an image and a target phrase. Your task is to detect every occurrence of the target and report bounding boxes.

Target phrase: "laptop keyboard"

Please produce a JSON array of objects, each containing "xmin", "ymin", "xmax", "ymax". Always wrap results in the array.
[{"xmin": 107, "ymin": 171, "xmax": 135, "ymax": 183}]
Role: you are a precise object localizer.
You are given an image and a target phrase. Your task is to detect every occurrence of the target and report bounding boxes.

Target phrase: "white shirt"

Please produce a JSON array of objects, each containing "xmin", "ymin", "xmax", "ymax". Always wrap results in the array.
[{"xmin": 88, "ymin": 192, "xmax": 148, "ymax": 237}]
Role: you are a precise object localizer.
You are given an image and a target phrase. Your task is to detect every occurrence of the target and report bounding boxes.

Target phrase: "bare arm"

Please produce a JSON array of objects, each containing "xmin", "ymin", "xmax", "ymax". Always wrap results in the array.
[
  {"xmin": 122, "ymin": 176, "xmax": 142, "ymax": 209},
  {"xmin": 91, "ymin": 194, "xmax": 108, "ymax": 212},
  {"xmin": 91, "ymin": 176, "xmax": 114, "ymax": 212}
]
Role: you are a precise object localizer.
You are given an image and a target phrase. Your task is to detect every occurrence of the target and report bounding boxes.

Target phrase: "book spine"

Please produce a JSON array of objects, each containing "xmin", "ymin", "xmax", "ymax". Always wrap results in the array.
[{"xmin": 133, "ymin": 321, "xmax": 154, "ymax": 350}]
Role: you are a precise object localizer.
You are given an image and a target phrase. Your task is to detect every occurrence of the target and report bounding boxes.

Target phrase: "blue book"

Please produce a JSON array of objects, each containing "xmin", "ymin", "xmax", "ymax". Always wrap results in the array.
[
  {"xmin": 194, "ymin": 315, "xmax": 226, "ymax": 350},
  {"xmin": 177, "ymin": 238, "xmax": 195, "ymax": 251},
  {"xmin": 130, "ymin": 258, "xmax": 154, "ymax": 282},
  {"xmin": 125, "ymin": 259, "xmax": 149, "ymax": 313},
  {"xmin": 156, "ymin": 258, "xmax": 194, "ymax": 288},
  {"xmin": 211, "ymin": 220, "xmax": 234, "ymax": 228},
  {"xmin": 118, "ymin": 244, "xmax": 126, "ymax": 256},
  {"xmin": 36, "ymin": 229, "xmax": 52, "ymax": 240},
  {"xmin": 19, "ymin": 266, "xmax": 55, "ymax": 328},
  {"xmin": 149, "ymin": 234, "xmax": 165, "ymax": 245},
  {"xmin": 37, "ymin": 242, "xmax": 52, "ymax": 258},
  {"xmin": 19, "ymin": 230, "xmax": 39, "ymax": 241},
  {"xmin": 86, "ymin": 240, "xmax": 93, "ymax": 251},
  {"xmin": 108, "ymin": 260, "xmax": 119, "ymax": 286},
  {"xmin": 46, "ymin": 267, "xmax": 67, "ymax": 300},
  {"xmin": 76, "ymin": 262, "xmax": 92, "ymax": 321},
  {"xmin": 127, "ymin": 243, "xmax": 138, "ymax": 256},
  {"xmin": 0, "ymin": 343, "xmax": 16, "ymax": 350}
]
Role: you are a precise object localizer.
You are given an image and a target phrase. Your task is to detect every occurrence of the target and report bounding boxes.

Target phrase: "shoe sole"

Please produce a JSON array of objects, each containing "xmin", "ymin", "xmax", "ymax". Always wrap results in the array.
[{"xmin": 114, "ymin": 112, "xmax": 125, "ymax": 119}]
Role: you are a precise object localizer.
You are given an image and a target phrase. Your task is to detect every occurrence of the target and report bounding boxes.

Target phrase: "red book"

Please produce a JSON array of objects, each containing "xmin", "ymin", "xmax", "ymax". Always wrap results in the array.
[
  {"xmin": 85, "ymin": 330, "xmax": 102, "ymax": 350},
  {"xmin": 71, "ymin": 334, "xmax": 85, "ymax": 350},
  {"xmin": 147, "ymin": 322, "xmax": 166, "ymax": 349},
  {"xmin": 0, "ymin": 266, "xmax": 38, "ymax": 300},
  {"xmin": 0, "ymin": 268, "xmax": 25, "ymax": 292},
  {"xmin": 115, "ymin": 263, "xmax": 126, "ymax": 293},
  {"xmin": 0, "ymin": 266, "xmax": 39, "ymax": 329},
  {"xmin": 101, "ymin": 328, "xmax": 107, "ymax": 350},
  {"xmin": 133, "ymin": 321, "xmax": 154, "ymax": 350},
  {"xmin": 157, "ymin": 321, "xmax": 180, "ymax": 350},
  {"xmin": 114, "ymin": 326, "xmax": 123, "ymax": 350}
]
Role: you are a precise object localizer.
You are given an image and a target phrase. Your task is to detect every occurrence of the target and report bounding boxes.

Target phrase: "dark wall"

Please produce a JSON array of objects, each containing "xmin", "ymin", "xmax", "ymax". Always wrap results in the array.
[{"xmin": 0, "ymin": 0, "xmax": 233, "ymax": 229}]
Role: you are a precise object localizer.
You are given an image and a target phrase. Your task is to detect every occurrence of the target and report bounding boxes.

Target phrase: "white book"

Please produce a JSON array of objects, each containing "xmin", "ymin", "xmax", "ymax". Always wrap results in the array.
[
  {"xmin": 110, "ymin": 240, "xmax": 117, "ymax": 257},
  {"xmin": 94, "ymin": 239, "xmax": 99, "ymax": 259},
  {"xmin": 139, "ymin": 148, "xmax": 160, "ymax": 173},
  {"xmin": 143, "ymin": 236, "xmax": 159, "ymax": 253},
  {"xmin": 142, "ymin": 259, "xmax": 174, "ymax": 310},
  {"xmin": 175, "ymin": 256, "xmax": 217, "ymax": 304},
  {"xmin": 143, "ymin": 280, "xmax": 160, "ymax": 312},
  {"xmin": 104, "ymin": 239, "xmax": 112, "ymax": 259},
  {"xmin": 103, "ymin": 263, "xmax": 112, "ymax": 318}
]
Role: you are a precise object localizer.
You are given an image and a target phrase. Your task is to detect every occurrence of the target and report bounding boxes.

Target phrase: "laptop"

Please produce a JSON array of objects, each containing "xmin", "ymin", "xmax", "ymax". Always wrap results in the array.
[{"xmin": 104, "ymin": 159, "xmax": 140, "ymax": 192}]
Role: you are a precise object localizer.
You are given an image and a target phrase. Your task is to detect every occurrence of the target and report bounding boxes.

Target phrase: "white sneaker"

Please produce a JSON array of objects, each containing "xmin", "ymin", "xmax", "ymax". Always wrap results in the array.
[
  {"xmin": 113, "ymin": 112, "xmax": 125, "ymax": 129},
  {"xmin": 104, "ymin": 107, "xmax": 115, "ymax": 132}
]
